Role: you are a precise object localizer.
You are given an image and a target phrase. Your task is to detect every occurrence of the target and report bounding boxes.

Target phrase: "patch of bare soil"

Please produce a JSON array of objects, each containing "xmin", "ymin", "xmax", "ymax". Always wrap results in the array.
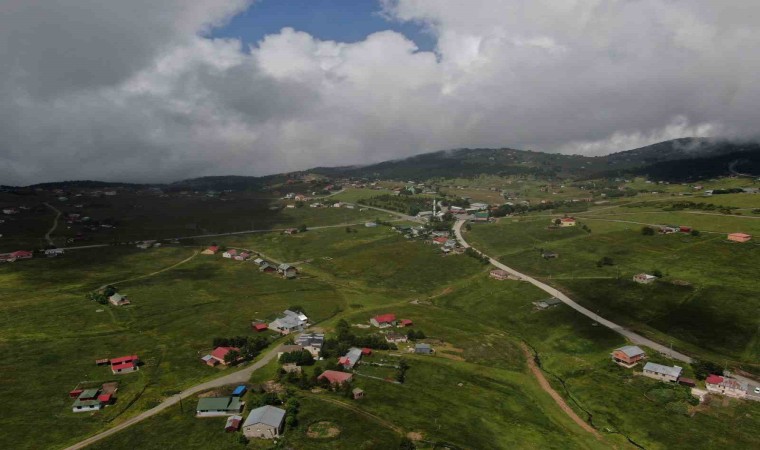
[
  {"xmin": 407, "ymin": 431, "xmax": 424, "ymax": 441},
  {"xmin": 263, "ymin": 381, "xmax": 285, "ymax": 393}
]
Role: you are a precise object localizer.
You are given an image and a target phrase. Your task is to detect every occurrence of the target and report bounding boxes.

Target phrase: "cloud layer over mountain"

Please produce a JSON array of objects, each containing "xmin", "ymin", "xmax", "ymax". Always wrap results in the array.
[{"xmin": 2, "ymin": 0, "xmax": 759, "ymax": 184}]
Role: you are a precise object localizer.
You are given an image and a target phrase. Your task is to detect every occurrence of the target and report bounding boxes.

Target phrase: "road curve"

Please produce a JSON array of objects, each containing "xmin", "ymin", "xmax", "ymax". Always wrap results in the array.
[
  {"xmin": 453, "ymin": 220, "xmax": 692, "ymax": 363},
  {"xmin": 63, "ymin": 345, "xmax": 283, "ymax": 450}
]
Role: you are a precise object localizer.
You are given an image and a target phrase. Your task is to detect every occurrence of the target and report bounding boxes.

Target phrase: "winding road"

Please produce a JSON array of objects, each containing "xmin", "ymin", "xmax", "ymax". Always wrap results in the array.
[
  {"xmin": 453, "ymin": 220, "xmax": 693, "ymax": 363},
  {"xmin": 43, "ymin": 202, "xmax": 62, "ymax": 246}
]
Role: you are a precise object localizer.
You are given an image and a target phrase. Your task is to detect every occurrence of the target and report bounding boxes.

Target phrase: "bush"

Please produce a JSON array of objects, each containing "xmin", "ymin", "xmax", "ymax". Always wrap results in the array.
[
  {"xmin": 641, "ymin": 226, "xmax": 655, "ymax": 235},
  {"xmin": 690, "ymin": 229, "xmax": 701, "ymax": 237}
]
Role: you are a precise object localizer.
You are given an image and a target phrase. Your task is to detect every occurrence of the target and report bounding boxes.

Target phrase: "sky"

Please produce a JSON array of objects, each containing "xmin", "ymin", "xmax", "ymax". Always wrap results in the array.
[{"xmin": 2, "ymin": 0, "xmax": 759, "ymax": 185}]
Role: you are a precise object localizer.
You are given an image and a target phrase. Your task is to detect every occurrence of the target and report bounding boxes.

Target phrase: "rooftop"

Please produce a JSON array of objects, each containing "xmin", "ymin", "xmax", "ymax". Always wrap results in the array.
[{"xmin": 243, "ymin": 405, "xmax": 286, "ymax": 428}]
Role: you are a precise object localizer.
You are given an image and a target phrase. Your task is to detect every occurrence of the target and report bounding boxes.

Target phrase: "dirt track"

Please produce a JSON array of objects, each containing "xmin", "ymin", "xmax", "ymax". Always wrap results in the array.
[{"xmin": 521, "ymin": 344, "xmax": 601, "ymax": 439}]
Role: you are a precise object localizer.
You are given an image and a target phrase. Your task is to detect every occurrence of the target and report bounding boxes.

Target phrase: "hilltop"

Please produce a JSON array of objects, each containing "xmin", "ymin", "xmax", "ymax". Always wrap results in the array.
[{"xmin": 3, "ymin": 138, "xmax": 758, "ymax": 192}]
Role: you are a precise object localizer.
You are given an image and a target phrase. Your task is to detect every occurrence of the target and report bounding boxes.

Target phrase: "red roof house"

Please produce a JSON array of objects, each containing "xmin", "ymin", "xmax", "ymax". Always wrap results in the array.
[
  {"xmin": 110, "ymin": 355, "xmax": 139, "ymax": 365},
  {"xmin": 398, "ymin": 319, "xmax": 413, "ymax": 327},
  {"xmin": 69, "ymin": 389, "xmax": 84, "ymax": 398},
  {"xmin": 10, "ymin": 250, "xmax": 33, "ymax": 260},
  {"xmin": 370, "ymin": 313, "xmax": 396, "ymax": 328},
  {"xmin": 210, "ymin": 346, "xmax": 240, "ymax": 365},
  {"xmin": 705, "ymin": 374, "xmax": 724, "ymax": 385},
  {"xmin": 361, "ymin": 348, "xmax": 372, "ymax": 356},
  {"xmin": 201, "ymin": 246, "xmax": 219, "ymax": 255},
  {"xmin": 432, "ymin": 237, "xmax": 448, "ymax": 245},
  {"xmin": 111, "ymin": 362, "xmax": 138, "ymax": 374},
  {"xmin": 98, "ymin": 393, "xmax": 113, "ymax": 403},
  {"xmin": 727, "ymin": 233, "xmax": 751, "ymax": 243},
  {"xmin": 318, "ymin": 370, "xmax": 353, "ymax": 385},
  {"xmin": 252, "ymin": 322, "xmax": 268, "ymax": 332}
]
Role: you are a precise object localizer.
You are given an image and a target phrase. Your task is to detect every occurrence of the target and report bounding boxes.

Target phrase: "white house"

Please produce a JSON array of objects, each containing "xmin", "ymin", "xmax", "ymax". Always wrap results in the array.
[
  {"xmin": 642, "ymin": 362, "xmax": 682, "ymax": 382},
  {"xmin": 269, "ymin": 310, "xmax": 308, "ymax": 335},
  {"xmin": 223, "ymin": 249, "xmax": 238, "ymax": 259}
]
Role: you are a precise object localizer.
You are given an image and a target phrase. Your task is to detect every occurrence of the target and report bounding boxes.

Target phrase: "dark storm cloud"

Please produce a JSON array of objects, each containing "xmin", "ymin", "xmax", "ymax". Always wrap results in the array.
[{"xmin": 1, "ymin": 0, "xmax": 759, "ymax": 184}]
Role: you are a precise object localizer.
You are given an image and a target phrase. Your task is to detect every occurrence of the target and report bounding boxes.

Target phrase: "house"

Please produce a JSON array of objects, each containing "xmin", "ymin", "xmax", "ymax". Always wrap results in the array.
[
  {"xmin": 196, "ymin": 397, "xmax": 244, "ymax": 417},
  {"xmin": 415, "ymin": 343, "xmax": 433, "ymax": 355},
  {"xmin": 432, "ymin": 237, "xmax": 448, "ymax": 245},
  {"xmin": 727, "ymin": 233, "xmax": 751, "ymax": 243},
  {"xmin": 533, "ymin": 298, "xmax": 562, "ymax": 309},
  {"xmin": 398, "ymin": 319, "xmax": 414, "ymax": 327},
  {"xmin": 542, "ymin": 251, "xmax": 559, "ymax": 259},
  {"xmin": 470, "ymin": 202, "xmax": 489, "ymax": 210},
  {"xmin": 210, "ymin": 346, "xmax": 241, "ymax": 365},
  {"xmin": 361, "ymin": 348, "xmax": 373, "ymax": 356},
  {"xmin": 108, "ymin": 293, "xmax": 130, "ymax": 306},
  {"xmin": 365, "ymin": 222, "xmax": 377, "ymax": 227},
  {"xmin": 8, "ymin": 250, "xmax": 33, "ymax": 261},
  {"xmin": 2, "ymin": 208, "xmax": 19, "ymax": 215},
  {"xmin": 633, "ymin": 273, "xmax": 657, "ymax": 284},
  {"xmin": 259, "ymin": 262, "xmax": 277, "ymax": 273},
  {"xmin": 277, "ymin": 345, "xmax": 305, "ymax": 359},
  {"xmin": 231, "ymin": 386, "xmax": 247, "ymax": 397},
  {"xmin": 251, "ymin": 322, "xmax": 268, "ymax": 332},
  {"xmin": 225, "ymin": 415, "xmax": 243, "ymax": 432},
  {"xmin": 339, "ymin": 347, "xmax": 363, "ymax": 370},
  {"xmin": 370, "ymin": 313, "xmax": 396, "ymax": 328},
  {"xmin": 223, "ymin": 249, "xmax": 238, "ymax": 258},
  {"xmin": 705, "ymin": 375, "xmax": 747, "ymax": 398},
  {"xmin": 277, "ymin": 263, "xmax": 298, "ymax": 279},
  {"xmin": 283, "ymin": 228, "xmax": 298, "ymax": 235},
  {"xmin": 294, "ymin": 333, "xmax": 325, "ymax": 357},
  {"xmin": 201, "ymin": 354, "xmax": 218, "ymax": 367},
  {"xmin": 111, "ymin": 361, "xmax": 138, "ymax": 375},
  {"xmin": 472, "ymin": 211, "xmax": 490, "ymax": 222},
  {"xmin": 385, "ymin": 333, "xmax": 408, "ymax": 344},
  {"xmin": 352, "ymin": 388, "xmax": 365, "ymax": 400},
  {"xmin": 234, "ymin": 252, "xmax": 250, "ymax": 261},
  {"xmin": 44, "ymin": 248, "xmax": 64, "ymax": 257},
  {"xmin": 201, "ymin": 246, "xmax": 219, "ymax": 255},
  {"xmin": 110, "ymin": 355, "xmax": 139, "ymax": 374},
  {"xmin": 72, "ymin": 396, "xmax": 104, "ymax": 413},
  {"xmin": 611, "ymin": 346, "xmax": 646, "ymax": 368},
  {"xmin": 269, "ymin": 310, "xmax": 308, "ymax": 335},
  {"xmin": 253, "ymin": 258, "xmax": 265, "ymax": 265},
  {"xmin": 559, "ymin": 217, "xmax": 576, "ymax": 227},
  {"xmin": 242, "ymin": 405, "xmax": 286, "ymax": 439},
  {"xmin": 679, "ymin": 226, "xmax": 692, "ymax": 233},
  {"xmin": 318, "ymin": 370, "xmax": 354, "ymax": 385},
  {"xmin": 489, "ymin": 269, "xmax": 512, "ymax": 280},
  {"xmin": 659, "ymin": 225, "xmax": 679, "ymax": 234},
  {"xmin": 642, "ymin": 362, "xmax": 682, "ymax": 382}
]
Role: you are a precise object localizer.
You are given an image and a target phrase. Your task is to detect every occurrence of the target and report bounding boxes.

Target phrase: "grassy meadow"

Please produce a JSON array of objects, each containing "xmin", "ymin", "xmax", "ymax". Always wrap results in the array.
[{"xmin": 467, "ymin": 211, "xmax": 760, "ymax": 367}]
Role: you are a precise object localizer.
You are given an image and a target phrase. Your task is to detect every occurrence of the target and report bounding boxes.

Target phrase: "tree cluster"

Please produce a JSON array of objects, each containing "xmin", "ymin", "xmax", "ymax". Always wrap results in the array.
[
  {"xmin": 464, "ymin": 247, "xmax": 490, "ymax": 264},
  {"xmin": 211, "ymin": 335, "xmax": 270, "ymax": 362},
  {"xmin": 279, "ymin": 350, "xmax": 315, "ymax": 366}
]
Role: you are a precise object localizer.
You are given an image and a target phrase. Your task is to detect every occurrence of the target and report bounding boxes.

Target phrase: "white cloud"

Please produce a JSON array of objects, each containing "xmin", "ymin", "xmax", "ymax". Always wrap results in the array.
[{"xmin": 1, "ymin": 0, "xmax": 759, "ymax": 184}]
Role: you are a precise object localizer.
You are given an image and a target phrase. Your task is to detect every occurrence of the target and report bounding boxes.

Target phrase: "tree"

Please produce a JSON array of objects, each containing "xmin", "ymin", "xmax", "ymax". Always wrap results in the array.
[
  {"xmin": 641, "ymin": 226, "xmax": 655, "ymax": 235},
  {"xmin": 298, "ymin": 224, "xmax": 308, "ymax": 233},
  {"xmin": 399, "ymin": 437, "xmax": 416, "ymax": 450},
  {"xmin": 596, "ymin": 256, "xmax": 614, "ymax": 267},
  {"xmin": 465, "ymin": 223, "xmax": 472, "ymax": 231},
  {"xmin": 652, "ymin": 269, "xmax": 663, "ymax": 278},
  {"xmin": 690, "ymin": 229, "xmax": 701, "ymax": 237},
  {"xmin": 224, "ymin": 349, "xmax": 241, "ymax": 365},
  {"xmin": 554, "ymin": 218, "xmax": 561, "ymax": 226}
]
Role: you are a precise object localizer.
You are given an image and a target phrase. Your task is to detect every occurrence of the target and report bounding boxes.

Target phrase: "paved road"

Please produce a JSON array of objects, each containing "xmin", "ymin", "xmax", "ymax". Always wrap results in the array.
[
  {"xmin": 63, "ymin": 344, "xmax": 284, "ymax": 450},
  {"xmin": 453, "ymin": 220, "xmax": 693, "ymax": 363},
  {"xmin": 43, "ymin": 202, "xmax": 62, "ymax": 246}
]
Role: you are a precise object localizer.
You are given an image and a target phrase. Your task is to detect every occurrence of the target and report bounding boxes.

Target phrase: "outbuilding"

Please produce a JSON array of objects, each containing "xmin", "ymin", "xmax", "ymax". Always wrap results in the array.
[{"xmin": 242, "ymin": 405, "xmax": 286, "ymax": 439}]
